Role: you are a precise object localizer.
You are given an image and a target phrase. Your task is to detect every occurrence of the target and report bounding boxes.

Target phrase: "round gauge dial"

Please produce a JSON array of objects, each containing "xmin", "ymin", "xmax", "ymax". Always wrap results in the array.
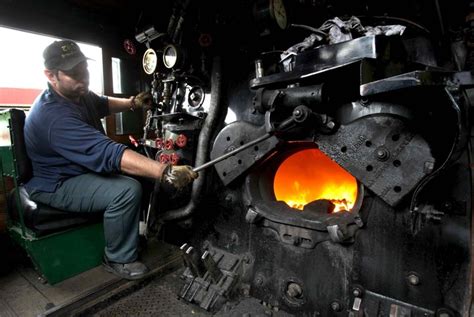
[
  {"xmin": 142, "ymin": 48, "xmax": 157, "ymax": 74},
  {"xmin": 187, "ymin": 86, "xmax": 205, "ymax": 108},
  {"xmin": 270, "ymin": 0, "xmax": 287, "ymax": 30},
  {"xmin": 163, "ymin": 44, "xmax": 179, "ymax": 69}
]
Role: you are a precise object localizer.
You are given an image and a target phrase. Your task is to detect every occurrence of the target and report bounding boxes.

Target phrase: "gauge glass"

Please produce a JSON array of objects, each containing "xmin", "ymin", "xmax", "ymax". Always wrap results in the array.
[
  {"xmin": 271, "ymin": 0, "xmax": 287, "ymax": 30},
  {"xmin": 163, "ymin": 45, "xmax": 178, "ymax": 69},
  {"xmin": 142, "ymin": 48, "xmax": 157, "ymax": 74}
]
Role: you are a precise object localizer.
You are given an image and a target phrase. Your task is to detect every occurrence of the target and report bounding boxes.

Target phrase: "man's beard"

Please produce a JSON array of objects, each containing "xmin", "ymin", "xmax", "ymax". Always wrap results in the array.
[{"xmin": 60, "ymin": 86, "xmax": 89, "ymax": 101}]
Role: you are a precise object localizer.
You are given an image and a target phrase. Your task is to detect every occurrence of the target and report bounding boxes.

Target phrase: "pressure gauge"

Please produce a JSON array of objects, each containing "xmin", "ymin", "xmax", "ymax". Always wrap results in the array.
[
  {"xmin": 187, "ymin": 86, "xmax": 205, "ymax": 108},
  {"xmin": 254, "ymin": 0, "xmax": 288, "ymax": 35},
  {"xmin": 163, "ymin": 44, "xmax": 182, "ymax": 69},
  {"xmin": 142, "ymin": 48, "xmax": 158, "ymax": 74},
  {"xmin": 270, "ymin": 0, "xmax": 287, "ymax": 30}
]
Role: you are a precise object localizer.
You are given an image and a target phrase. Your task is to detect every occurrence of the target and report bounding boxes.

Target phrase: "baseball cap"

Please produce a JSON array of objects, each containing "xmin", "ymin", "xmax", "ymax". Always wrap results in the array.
[{"xmin": 43, "ymin": 40, "xmax": 89, "ymax": 71}]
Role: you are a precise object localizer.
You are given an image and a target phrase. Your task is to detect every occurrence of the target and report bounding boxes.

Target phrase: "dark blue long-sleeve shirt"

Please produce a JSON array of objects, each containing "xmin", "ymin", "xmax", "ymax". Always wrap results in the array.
[{"xmin": 25, "ymin": 85, "xmax": 127, "ymax": 193}]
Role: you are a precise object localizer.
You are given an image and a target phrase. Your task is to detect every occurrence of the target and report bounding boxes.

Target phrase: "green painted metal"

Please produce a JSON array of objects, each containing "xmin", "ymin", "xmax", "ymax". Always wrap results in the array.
[
  {"xmin": 0, "ymin": 109, "xmax": 105, "ymax": 285},
  {"xmin": 0, "ymin": 111, "xmax": 14, "ymax": 176},
  {"xmin": 0, "ymin": 110, "xmax": 28, "ymax": 236},
  {"xmin": 9, "ymin": 221, "xmax": 105, "ymax": 285}
]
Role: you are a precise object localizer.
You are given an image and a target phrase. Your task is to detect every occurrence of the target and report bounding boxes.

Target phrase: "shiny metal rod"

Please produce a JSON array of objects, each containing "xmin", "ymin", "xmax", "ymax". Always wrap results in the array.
[{"xmin": 192, "ymin": 133, "xmax": 271, "ymax": 173}]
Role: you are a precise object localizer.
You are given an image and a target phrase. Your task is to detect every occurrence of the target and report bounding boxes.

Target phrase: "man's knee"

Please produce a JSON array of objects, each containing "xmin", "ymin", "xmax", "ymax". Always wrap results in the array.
[{"xmin": 115, "ymin": 176, "xmax": 142, "ymax": 206}]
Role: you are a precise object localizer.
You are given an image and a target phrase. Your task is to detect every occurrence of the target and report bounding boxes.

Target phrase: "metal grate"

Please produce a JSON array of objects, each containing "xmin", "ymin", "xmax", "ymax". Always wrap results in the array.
[
  {"xmin": 91, "ymin": 269, "xmax": 296, "ymax": 317},
  {"xmin": 92, "ymin": 271, "xmax": 210, "ymax": 317}
]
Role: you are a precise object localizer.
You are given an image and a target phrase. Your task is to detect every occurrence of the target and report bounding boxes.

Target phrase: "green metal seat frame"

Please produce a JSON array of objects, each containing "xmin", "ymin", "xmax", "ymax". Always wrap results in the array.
[{"xmin": 0, "ymin": 109, "xmax": 105, "ymax": 285}]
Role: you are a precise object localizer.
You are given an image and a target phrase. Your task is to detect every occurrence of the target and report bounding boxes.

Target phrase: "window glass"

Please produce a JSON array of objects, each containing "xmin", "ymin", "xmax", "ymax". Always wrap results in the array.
[{"xmin": 111, "ymin": 57, "xmax": 122, "ymax": 94}]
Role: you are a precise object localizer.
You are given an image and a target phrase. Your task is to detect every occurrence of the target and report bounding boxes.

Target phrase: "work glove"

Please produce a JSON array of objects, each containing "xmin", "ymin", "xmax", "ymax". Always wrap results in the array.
[
  {"xmin": 131, "ymin": 91, "xmax": 153, "ymax": 110},
  {"xmin": 161, "ymin": 165, "xmax": 198, "ymax": 191}
]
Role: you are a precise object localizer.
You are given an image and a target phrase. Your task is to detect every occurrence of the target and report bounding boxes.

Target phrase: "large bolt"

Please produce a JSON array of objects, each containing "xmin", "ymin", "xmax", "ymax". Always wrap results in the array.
[
  {"xmin": 293, "ymin": 106, "xmax": 310, "ymax": 123},
  {"xmin": 225, "ymin": 194, "xmax": 233, "ymax": 203},
  {"xmin": 286, "ymin": 282, "xmax": 303, "ymax": 299},
  {"xmin": 331, "ymin": 301, "xmax": 341, "ymax": 312},
  {"xmin": 360, "ymin": 97, "xmax": 370, "ymax": 106},
  {"xmin": 408, "ymin": 273, "xmax": 420, "ymax": 286},
  {"xmin": 353, "ymin": 287, "xmax": 362, "ymax": 297},
  {"xmin": 424, "ymin": 161, "xmax": 435, "ymax": 174},
  {"xmin": 326, "ymin": 121, "xmax": 336, "ymax": 129},
  {"xmin": 375, "ymin": 147, "xmax": 390, "ymax": 161}
]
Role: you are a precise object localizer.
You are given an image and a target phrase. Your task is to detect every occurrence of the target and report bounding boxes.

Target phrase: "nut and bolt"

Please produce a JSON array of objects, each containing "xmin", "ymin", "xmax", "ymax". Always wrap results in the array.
[
  {"xmin": 424, "ymin": 161, "xmax": 435, "ymax": 174},
  {"xmin": 286, "ymin": 282, "xmax": 303, "ymax": 299},
  {"xmin": 326, "ymin": 121, "xmax": 336, "ymax": 129},
  {"xmin": 360, "ymin": 97, "xmax": 370, "ymax": 105},
  {"xmin": 352, "ymin": 287, "xmax": 362, "ymax": 297},
  {"xmin": 375, "ymin": 147, "xmax": 390, "ymax": 161},
  {"xmin": 331, "ymin": 301, "xmax": 341, "ymax": 312},
  {"xmin": 408, "ymin": 273, "xmax": 420, "ymax": 286}
]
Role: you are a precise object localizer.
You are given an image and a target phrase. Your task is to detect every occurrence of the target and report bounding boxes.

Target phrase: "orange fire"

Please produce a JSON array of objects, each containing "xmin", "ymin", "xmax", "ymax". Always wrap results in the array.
[{"xmin": 273, "ymin": 148, "xmax": 358, "ymax": 212}]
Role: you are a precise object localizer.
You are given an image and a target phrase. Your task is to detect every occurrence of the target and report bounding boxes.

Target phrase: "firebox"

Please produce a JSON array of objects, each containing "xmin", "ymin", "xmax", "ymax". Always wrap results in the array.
[
  {"xmin": 241, "ymin": 142, "xmax": 365, "ymax": 249},
  {"xmin": 272, "ymin": 147, "xmax": 361, "ymax": 213},
  {"xmin": 243, "ymin": 143, "xmax": 365, "ymax": 219}
]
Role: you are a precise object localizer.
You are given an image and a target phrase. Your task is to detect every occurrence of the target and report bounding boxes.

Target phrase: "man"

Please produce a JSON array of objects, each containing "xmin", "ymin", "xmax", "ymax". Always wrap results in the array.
[{"xmin": 24, "ymin": 40, "xmax": 198, "ymax": 280}]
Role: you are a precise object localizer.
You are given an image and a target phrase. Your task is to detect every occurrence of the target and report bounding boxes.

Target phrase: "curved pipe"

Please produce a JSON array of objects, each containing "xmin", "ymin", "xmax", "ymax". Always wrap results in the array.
[{"xmin": 160, "ymin": 56, "xmax": 223, "ymax": 221}]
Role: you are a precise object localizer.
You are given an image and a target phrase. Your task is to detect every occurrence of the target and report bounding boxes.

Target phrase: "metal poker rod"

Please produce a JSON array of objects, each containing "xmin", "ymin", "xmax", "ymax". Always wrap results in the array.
[
  {"xmin": 192, "ymin": 113, "xmax": 298, "ymax": 173},
  {"xmin": 192, "ymin": 133, "xmax": 272, "ymax": 173}
]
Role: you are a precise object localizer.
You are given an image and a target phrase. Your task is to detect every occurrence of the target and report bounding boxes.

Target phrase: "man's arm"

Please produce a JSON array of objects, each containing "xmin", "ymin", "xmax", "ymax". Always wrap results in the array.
[
  {"xmin": 120, "ymin": 149, "xmax": 198, "ymax": 190},
  {"xmin": 120, "ymin": 149, "xmax": 168, "ymax": 179},
  {"xmin": 108, "ymin": 96, "xmax": 134, "ymax": 114},
  {"xmin": 108, "ymin": 92, "xmax": 152, "ymax": 114}
]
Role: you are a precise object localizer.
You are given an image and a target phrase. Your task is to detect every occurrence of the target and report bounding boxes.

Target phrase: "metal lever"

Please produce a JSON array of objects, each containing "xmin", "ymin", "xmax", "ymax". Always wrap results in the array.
[
  {"xmin": 201, "ymin": 250, "xmax": 223, "ymax": 282},
  {"xmin": 180, "ymin": 244, "xmax": 206, "ymax": 277},
  {"xmin": 193, "ymin": 132, "xmax": 272, "ymax": 172},
  {"xmin": 192, "ymin": 108, "xmax": 303, "ymax": 173}
]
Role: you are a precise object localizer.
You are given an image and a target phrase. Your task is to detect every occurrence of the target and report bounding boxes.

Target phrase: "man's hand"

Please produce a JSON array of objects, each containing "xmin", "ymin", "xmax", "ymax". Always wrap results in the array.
[
  {"xmin": 132, "ymin": 91, "xmax": 153, "ymax": 110},
  {"xmin": 161, "ymin": 165, "xmax": 198, "ymax": 190}
]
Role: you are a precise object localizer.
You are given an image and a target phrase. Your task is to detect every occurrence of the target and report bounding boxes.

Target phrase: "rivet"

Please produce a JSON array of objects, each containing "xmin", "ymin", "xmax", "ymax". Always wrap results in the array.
[
  {"xmin": 408, "ymin": 273, "xmax": 420, "ymax": 285},
  {"xmin": 353, "ymin": 288, "xmax": 362, "ymax": 297},
  {"xmin": 331, "ymin": 301, "xmax": 341, "ymax": 312}
]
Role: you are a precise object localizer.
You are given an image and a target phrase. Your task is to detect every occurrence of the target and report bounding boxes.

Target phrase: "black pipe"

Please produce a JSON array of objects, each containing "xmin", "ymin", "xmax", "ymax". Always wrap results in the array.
[{"xmin": 159, "ymin": 56, "xmax": 223, "ymax": 221}]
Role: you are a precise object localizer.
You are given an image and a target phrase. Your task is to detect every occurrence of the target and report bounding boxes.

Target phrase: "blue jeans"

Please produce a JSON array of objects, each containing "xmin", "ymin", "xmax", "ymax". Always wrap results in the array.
[{"xmin": 29, "ymin": 173, "xmax": 142, "ymax": 263}]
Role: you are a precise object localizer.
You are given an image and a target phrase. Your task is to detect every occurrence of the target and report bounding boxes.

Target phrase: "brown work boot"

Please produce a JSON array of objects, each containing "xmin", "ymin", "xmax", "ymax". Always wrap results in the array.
[{"xmin": 102, "ymin": 256, "xmax": 149, "ymax": 280}]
